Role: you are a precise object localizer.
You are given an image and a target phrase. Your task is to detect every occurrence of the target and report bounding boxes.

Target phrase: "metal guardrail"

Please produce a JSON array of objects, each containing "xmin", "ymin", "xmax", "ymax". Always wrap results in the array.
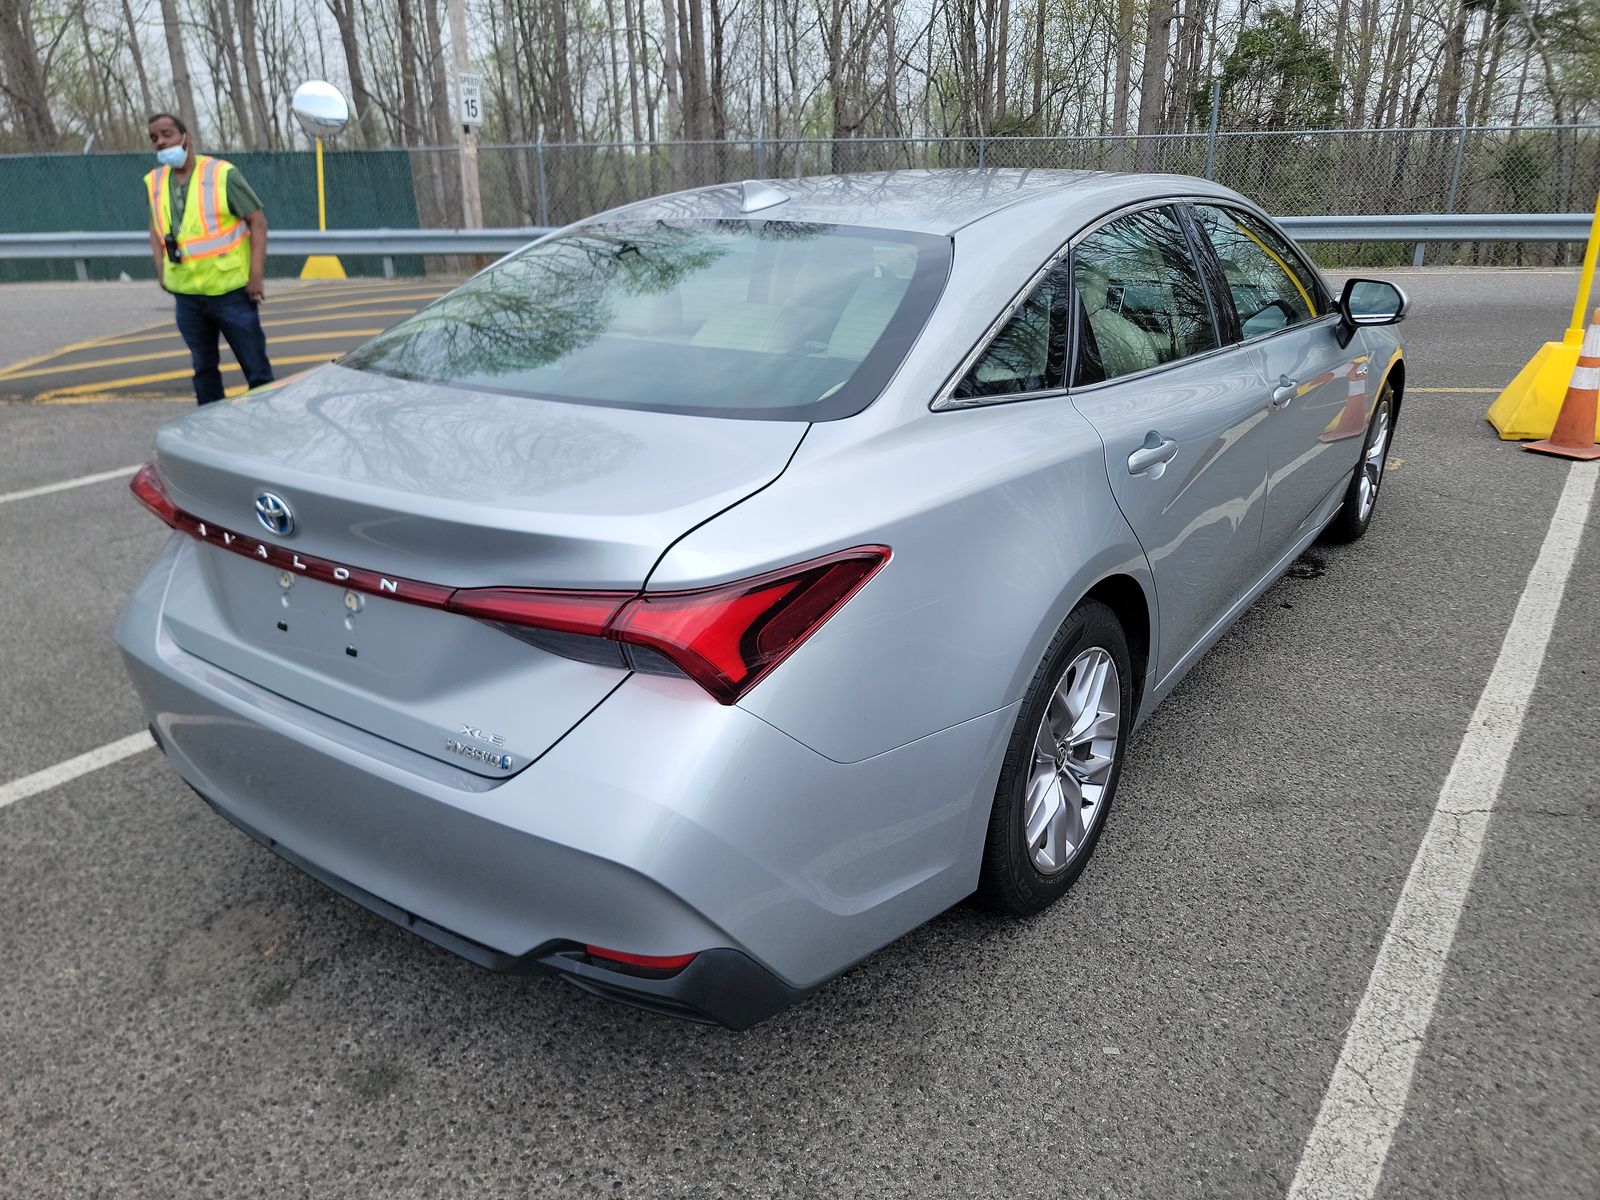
[
  {"xmin": 1276, "ymin": 213, "xmax": 1592, "ymax": 242},
  {"xmin": 0, "ymin": 228, "xmax": 555, "ymax": 280},
  {"xmin": 0, "ymin": 214, "xmax": 1591, "ymax": 279}
]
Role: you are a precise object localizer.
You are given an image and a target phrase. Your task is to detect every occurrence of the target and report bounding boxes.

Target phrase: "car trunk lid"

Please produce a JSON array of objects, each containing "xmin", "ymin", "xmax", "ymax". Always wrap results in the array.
[{"xmin": 151, "ymin": 365, "xmax": 806, "ymax": 775}]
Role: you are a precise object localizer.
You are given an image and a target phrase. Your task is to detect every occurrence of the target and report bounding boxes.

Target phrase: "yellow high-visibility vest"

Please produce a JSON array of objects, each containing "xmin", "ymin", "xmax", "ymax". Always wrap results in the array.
[{"xmin": 145, "ymin": 155, "xmax": 251, "ymax": 295}]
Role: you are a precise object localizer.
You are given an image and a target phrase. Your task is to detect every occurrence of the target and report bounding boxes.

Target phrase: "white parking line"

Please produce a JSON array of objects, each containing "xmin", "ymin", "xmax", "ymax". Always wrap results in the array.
[
  {"xmin": 1288, "ymin": 461, "xmax": 1599, "ymax": 1200},
  {"xmin": 0, "ymin": 464, "xmax": 140, "ymax": 506},
  {"xmin": 0, "ymin": 731, "xmax": 154, "ymax": 811}
]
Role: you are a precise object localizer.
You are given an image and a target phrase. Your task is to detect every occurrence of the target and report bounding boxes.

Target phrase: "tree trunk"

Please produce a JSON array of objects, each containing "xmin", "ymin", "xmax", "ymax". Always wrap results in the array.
[
  {"xmin": 686, "ymin": 0, "xmax": 709, "ymax": 141},
  {"xmin": 74, "ymin": 4, "xmax": 106, "ymax": 146},
  {"xmin": 1432, "ymin": 0, "xmax": 1469, "ymax": 126},
  {"xmin": 396, "ymin": 0, "xmax": 421, "ymax": 144},
  {"xmin": 1136, "ymin": 0, "xmax": 1173, "ymax": 168},
  {"xmin": 1031, "ymin": 0, "xmax": 1046, "ymax": 123},
  {"xmin": 120, "ymin": 0, "xmax": 156, "ymax": 118},
  {"xmin": 157, "ymin": 0, "xmax": 200, "ymax": 138},
  {"xmin": 212, "ymin": 0, "xmax": 253, "ymax": 147},
  {"xmin": 709, "ymin": 0, "xmax": 727, "ymax": 140},
  {"xmin": 602, "ymin": 0, "xmax": 626, "ymax": 141},
  {"xmin": 1470, "ymin": 14, "xmax": 1506, "ymax": 126},
  {"xmin": 423, "ymin": 0, "xmax": 457, "ymax": 224},
  {"xmin": 327, "ymin": 0, "xmax": 379, "ymax": 146},
  {"xmin": 236, "ymin": 0, "xmax": 273, "ymax": 147},
  {"xmin": 1110, "ymin": 0, "xmax": 1135, "ymax": 165},
  {"xmin": 995, "ymin": 0, "xmax": 1010, "ymax": 125},
  {"xmin": 627, "ymin": 0, "xmax": 646, "ymax": 143},
  {"xmin": 1136, "ymin": 0, "xmax": 1173, "ymax": 135},
  {"xmin": 1373, "ymin": 0, "xmax": 1416, "ymax": 128}
]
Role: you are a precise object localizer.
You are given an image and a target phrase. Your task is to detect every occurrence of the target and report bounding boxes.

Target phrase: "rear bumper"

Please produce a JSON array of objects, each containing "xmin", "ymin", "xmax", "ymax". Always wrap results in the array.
[
  {"xmin": 117, "ymin": 541, "xmax": 1015, "ymax": 1025},
  {"xmin": 182, "ymin": 774, "xmax": 801, "ymax": 1029}
]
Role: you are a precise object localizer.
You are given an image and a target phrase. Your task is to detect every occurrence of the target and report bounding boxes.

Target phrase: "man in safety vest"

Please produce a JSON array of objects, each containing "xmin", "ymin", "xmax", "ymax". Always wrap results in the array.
[{"xmin": 145, "ymin": 112, "xmax": 274, "ymax": 405}]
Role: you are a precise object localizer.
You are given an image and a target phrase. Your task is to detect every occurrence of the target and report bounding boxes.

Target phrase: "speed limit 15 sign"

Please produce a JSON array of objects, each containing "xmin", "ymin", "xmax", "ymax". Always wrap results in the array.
[{"xmin": 458, "ymin": 71, "xmax": 483, "ymax": 127}]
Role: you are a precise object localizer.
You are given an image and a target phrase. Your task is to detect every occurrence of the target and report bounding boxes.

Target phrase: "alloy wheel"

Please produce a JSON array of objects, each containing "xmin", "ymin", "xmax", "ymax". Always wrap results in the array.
[
  {"xmin": 1357, "ymin": 405, "xmax": 1391, "ymax": 522},
  {"xmin": 1024, "ymin": 646, "xmax": 1121, "ymax": 875}
]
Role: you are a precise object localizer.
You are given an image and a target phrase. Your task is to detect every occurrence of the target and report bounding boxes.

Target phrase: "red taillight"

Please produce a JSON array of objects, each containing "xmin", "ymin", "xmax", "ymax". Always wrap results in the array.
[
  {"xmin": 446, "ymin": 587, "xmax": 630, "ymax": 635},
  {"xmin": 130, "ymin": 462, "xmax": 178, "ymax": 526},
  {"xmin": 445, "ymin": 547, "xmax": 890, "ymax": 704},
  {"xmin": 584, "ymin": 945, "xmax": 698, "ymax": 972},
  {"xmin": 609, "ymin": 547, "xmax": 891, "ymax": 704}
]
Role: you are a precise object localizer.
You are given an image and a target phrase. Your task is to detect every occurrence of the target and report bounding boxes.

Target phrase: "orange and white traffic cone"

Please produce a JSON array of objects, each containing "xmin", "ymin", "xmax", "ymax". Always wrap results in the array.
[
  {"xmin": 1525, "ymin": 308, "xmax": 1600, "ymax": 461},
  {"xmin": 1321, "ymin": 358, "xmax": 1371, "ymax": 443}
]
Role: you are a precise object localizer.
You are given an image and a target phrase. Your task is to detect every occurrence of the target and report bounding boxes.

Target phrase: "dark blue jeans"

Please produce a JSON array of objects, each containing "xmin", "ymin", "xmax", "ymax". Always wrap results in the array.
[{"xmin": 173, "ymin": 287, "xmax": 274, "ymax": 404}]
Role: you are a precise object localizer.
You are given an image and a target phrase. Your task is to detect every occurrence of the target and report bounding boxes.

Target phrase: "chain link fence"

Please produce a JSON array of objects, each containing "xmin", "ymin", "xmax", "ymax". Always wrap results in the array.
[
  {"xmin": 461, "ymin": 124, "xmax": 1599, "ymax": 268},
  {"xmin": 3, "ymin": 124, "xmax": 1596, "ymax": 279}
]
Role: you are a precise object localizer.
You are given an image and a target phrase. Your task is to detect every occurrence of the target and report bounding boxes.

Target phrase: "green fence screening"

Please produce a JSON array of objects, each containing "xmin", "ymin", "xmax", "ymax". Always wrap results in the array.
[{"xmin": 0, "ymin": 148, "xmax": 424, "ymax": 282}]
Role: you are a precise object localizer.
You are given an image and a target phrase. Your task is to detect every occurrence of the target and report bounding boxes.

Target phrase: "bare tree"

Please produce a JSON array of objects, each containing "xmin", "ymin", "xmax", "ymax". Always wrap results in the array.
[{"xmin": 156, "ymin": 0, "xmax": 200, "ymax": 135}]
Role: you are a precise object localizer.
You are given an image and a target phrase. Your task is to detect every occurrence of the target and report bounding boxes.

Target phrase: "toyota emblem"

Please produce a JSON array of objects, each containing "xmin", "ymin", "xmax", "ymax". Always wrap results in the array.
[{"xmin": 254, "ymin": 491, "xmax": 295, "ymax": 536}]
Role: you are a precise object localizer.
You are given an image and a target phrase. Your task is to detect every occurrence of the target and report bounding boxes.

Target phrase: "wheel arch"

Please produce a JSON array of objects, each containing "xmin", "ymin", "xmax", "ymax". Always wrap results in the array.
[
  {"xmin": 1380, "ymin": 352, "xmax": 1405, "ymax": 424},
  {"xmin": 1081, "ymin": 572, "xmax": 1153, "ymax": 714}
]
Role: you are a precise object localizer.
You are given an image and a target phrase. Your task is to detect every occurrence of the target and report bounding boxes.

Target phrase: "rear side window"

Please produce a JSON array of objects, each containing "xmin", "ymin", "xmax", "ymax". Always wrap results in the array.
[
  {"xmin": 1191, "ymin": 204, "xmax": 1324, "ymax": 339},
  {"xmin": 951, "ymin": 261, "xmax": 1072, "ymax": 400},
  {"xmin": 341, "ymin": 219, "xmax": 951, "ymax": 421},
  {"xmin": 1071, "ymin": 206, "xmax": 1218, "ymax": 386}
]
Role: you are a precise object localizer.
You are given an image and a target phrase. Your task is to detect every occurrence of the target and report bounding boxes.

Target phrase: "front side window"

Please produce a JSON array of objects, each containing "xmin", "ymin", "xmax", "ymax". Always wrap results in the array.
[
  {"xmin": 1072, "ymin": 206, "xmax": 1218, "ymax": 386},
  {"xmin": 1191, "ymin": 204, "xmax": 1323, "ymax": 339},
  {"xmin": 341, "ymin": 219, "xmax": 951, "ymax": 421}
]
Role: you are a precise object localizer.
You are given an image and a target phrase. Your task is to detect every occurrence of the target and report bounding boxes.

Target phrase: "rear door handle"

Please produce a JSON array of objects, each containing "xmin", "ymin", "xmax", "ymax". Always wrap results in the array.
[
  {"xmin": 1128, "ymin": 432, "xmax": 1179, "ymax": 476},
  {"xmin": 1271, "ymin": 375, "xmax": 1299, "ymax": 408}
]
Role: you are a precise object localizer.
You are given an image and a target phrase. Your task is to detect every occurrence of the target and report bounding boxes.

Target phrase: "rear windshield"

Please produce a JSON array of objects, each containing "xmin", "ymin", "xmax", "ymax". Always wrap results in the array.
[{"xmin": 342, "ymin": 219, "xmax": 952, "ymax": 421}]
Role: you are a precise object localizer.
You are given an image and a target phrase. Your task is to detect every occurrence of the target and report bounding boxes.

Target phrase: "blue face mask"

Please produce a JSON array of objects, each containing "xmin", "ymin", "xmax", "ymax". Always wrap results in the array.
[{"xmin": 155, "ymin": 145, "xmax": 187, "ymax": 168}]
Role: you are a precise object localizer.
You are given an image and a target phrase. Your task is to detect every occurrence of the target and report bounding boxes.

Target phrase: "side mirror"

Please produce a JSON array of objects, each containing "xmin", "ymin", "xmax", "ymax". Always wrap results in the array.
[{"xmin": 1335, "ymin": 277, "xmax": 1409, "ymax": 348}]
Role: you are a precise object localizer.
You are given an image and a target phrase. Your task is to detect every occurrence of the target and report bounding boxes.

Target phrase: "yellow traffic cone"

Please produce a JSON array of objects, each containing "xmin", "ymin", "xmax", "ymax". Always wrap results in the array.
[{"xmin": 1487, "ymin": 191, "xmax": 1600, "ymax": 441}]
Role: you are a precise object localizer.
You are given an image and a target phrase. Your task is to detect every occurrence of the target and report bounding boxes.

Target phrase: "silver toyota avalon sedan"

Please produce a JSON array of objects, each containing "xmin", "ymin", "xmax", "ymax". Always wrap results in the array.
[{"xmin": 117, "ymin": 170, "xmax": 1407, "ymax": 1027}]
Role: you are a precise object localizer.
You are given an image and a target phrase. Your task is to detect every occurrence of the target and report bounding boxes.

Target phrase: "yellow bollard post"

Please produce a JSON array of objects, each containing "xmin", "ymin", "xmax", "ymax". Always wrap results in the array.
[
  {"xmin": 299, "ymin": 135, "xmax": 347, "ymax": 280},
  {"xmin": 1487, "ymin": 192, "xmax": 1600, "ymax": 440},
  {"xmin": 1561, "ymin": 198, "xmax": 1600, "ymax": 346}
]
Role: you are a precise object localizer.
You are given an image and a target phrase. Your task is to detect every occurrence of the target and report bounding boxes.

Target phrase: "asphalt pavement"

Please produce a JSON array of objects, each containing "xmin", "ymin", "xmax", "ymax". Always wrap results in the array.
[
  {"xmin": 0, "ymin": 278, "xmax": 448, "ymax": 402},
  {"xmin": 0, "ymin": 268, "xmax": 1595, "ymax": 1199}
]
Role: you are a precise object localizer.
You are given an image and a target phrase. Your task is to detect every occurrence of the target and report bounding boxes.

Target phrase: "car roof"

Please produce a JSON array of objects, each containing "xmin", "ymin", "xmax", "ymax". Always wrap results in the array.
[{"xmin": 592, "ymin": 168, "xmax": 1250, "ymax": 237}]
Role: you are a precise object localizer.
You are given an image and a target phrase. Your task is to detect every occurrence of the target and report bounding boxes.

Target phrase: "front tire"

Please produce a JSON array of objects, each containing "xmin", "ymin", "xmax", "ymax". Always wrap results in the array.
[
  {"xmin": 976, "ymin": 600, "xmax": 1133, "ymax": 916},
  {"xmin": 1322, "ymin": 386, "xmax": 1394, "ymax": 544}
]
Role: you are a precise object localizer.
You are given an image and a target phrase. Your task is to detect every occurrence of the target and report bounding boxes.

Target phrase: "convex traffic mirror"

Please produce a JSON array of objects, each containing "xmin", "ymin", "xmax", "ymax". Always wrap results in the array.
[{"xmin": 291, "ymin": 81, "xmax": 350, "ymax": 140}]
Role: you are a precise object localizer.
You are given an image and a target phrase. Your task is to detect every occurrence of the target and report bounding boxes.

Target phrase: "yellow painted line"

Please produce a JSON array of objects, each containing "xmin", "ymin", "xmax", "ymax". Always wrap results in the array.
[
  {"xmin": 0, "ymin": 336, "xmax": 108, "ymax": 379},
  {"xmin": 283, "ymin": 290, "xmax": 445, "ymax": 315},
  {"xmin": 264, "ymin": 280, "xmax": 449, "ymax": 303},
  {"xmin": 1411, "ymin": 387, "xmax": 1500, "ymax": 394},
  {"xmin": 0, "ymin": 322, "xmax": 173, "ymax": 379},
  {"xmin": 91, "ymin": 309, "xmax": 421, "ymax": 347},
  {"xmin": 260, "ymin": 309, "xmax": 419, "ymax": 330},
  {"xmin": 0, "ymin": 332, "xmax": 384, "ymax": 383},
  {"xmin": 39, "ymin": 353, "xmax": 339, "ymax": 402}
]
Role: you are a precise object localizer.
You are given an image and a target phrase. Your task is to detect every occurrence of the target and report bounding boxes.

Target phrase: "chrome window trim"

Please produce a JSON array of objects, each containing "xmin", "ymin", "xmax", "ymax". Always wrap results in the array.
[
  {"xmin": 1067, "ymin": 339, "xmax": 1243, "ymax": 397},
  {"xmin": 1227, "ymin": 310, "xmax": 1343, "ymax": 352},
  {"xmin": 932, "ymin": 194, "xmax": 1237, "ymax": 413}
]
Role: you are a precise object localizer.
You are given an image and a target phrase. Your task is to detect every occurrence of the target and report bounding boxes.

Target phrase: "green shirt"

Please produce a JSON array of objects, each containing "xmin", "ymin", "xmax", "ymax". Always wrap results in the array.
[{"xmin": 162, "ymin": 163, "xmax": 262, "ymax": 237}]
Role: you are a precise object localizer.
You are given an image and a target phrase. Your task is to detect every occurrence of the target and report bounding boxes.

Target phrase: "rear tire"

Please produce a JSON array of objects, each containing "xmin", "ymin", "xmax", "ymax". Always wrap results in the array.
[
  {"xmin": 1322, "ymin": 386, "xmax": 1394, "ymax": 544},
  {"xmin": 976, "ymin": 600, "xmax": 1132, "ymax": 916}
]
